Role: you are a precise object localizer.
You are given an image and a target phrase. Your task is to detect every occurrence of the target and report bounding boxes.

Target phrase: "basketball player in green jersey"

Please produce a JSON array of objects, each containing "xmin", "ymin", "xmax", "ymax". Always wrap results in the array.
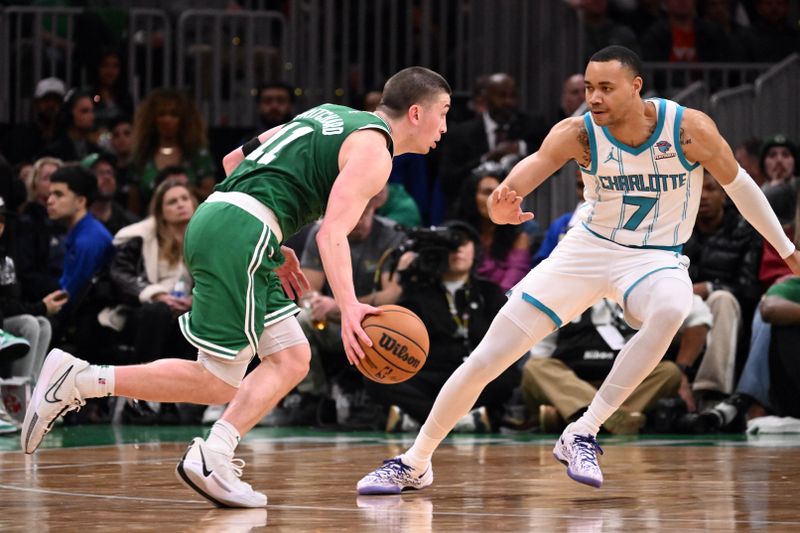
[{"xmin": 22, "ymin": 67, "xmax": 451, "ymax": 507}]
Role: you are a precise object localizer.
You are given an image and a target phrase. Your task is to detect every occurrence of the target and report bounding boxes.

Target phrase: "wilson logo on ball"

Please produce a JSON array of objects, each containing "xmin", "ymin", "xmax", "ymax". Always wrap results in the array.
[{"xmin": 378, "ymin": 333, "xmax": 421, "ymax": 368}]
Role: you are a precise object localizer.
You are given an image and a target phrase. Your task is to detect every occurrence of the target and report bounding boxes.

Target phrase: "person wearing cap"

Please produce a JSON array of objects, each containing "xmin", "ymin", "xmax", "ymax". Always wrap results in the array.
[
  {"xmin": 41, "ymin": 89, "xmax": 100, "ymax": 164},
  {"xmin": 82, "ymin": 152, "xmax": 138, "ymax": 236},
  {"xmin": 0, "ymin": 78, "xmax": 65, "ymax": 165},
  {"xmin": 46, "ymin": 165, "xmax": 113, "ymax": 314},
  {"xmin": 761, "ymin": 134, "xmax": 798, "ymax": 224},
  {"xmin": 364, "ymin": 219, "xmax": 520, "ymax": 433}
]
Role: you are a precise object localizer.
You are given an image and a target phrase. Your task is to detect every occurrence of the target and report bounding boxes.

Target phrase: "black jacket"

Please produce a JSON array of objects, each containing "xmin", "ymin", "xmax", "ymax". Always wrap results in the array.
[
  {"xmin": 398, "ymin": 277, "xmax": 507, "ymax": 372},
  {"xmin": 16, "ymin": 202, "xmax": 65, "ymax": 301},
  {"xmin": 0, "ymin": 254, "xmax": 47, "ymax": 323},
  {"xmin": 684, "ymin": 207, "xmax": 763, "ymax": 304},
  {"xmin": 439, "ymin": 112, "xmax": 547, "ymax": 199}
]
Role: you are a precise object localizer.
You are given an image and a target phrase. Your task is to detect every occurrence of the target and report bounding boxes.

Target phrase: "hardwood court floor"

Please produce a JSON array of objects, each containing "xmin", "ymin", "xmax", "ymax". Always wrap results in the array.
[{"xmin": 1, "ymin": 427, "xmax": 799, "ymax": 531}]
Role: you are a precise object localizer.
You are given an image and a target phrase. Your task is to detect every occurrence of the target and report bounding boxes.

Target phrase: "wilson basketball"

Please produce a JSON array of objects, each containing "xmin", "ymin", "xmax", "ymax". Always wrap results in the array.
[{"xmin": 356, "ymin": 305, "xmax": 429, "ymax": 384}]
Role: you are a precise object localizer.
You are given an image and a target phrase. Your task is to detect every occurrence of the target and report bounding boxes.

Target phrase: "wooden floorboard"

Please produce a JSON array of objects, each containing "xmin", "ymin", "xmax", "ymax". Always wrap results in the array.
[{"xmin": 1, "ymin": 436, "xmax": 798, "ymax": 531}]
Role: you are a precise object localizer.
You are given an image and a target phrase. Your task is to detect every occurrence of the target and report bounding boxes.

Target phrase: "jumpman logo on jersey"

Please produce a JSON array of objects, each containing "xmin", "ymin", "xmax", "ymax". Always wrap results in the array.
[{"xmin": 604, "ymin": 148, "xmax": 619, "ymax": 164}]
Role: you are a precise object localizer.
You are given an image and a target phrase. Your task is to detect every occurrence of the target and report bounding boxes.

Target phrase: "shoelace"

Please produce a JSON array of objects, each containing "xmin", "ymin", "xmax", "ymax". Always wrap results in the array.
[
  {"xmin": 572, "ymin": 435, "xmax": 604, "ymax": 469},
  {"xmin": 230, "ymin": 458, "xmax": 245, "ymax": 478},
  {"xmin": 373, "ymin": 458, "xmax": 414, "ymax": 481}
]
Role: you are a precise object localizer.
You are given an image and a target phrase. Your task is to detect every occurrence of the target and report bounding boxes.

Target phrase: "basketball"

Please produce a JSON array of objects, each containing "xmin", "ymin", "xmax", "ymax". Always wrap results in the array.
[{"xmin": 356, "ymin": 305, "xmax": 429, "ymax": 384}]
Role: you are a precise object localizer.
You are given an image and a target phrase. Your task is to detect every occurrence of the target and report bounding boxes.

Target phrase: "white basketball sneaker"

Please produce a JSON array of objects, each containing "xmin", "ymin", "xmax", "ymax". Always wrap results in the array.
[
  {"xmin": 22, "ymin": 349, "xmax": 88, "ymax": 453},
  {"xmin": 553, "ymin": 430, "xmax": 604, "ymax": 488},
  {"xmin": 176, "ymin": 437, "xmax": 267, "ymax": 508},
  {"xmin": 356, "ymin": 456, "xmax": 433, "ymax": 495}
]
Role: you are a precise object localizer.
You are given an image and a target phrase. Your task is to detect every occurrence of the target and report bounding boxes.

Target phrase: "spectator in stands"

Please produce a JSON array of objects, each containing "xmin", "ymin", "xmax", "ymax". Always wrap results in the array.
[
  {"xmin": 0, "ymin": 195, "xmax": 67, "ymax": 383},
  {"xmin": 108, "ymin": 115, "xmax": 136, "ymax": 213},
  {"xmin": 132, "ymin": 89, "xmax": 215, "ymax": 210},
  {"xmin": 367, "ymin": 221, "xmax": 520, "ymax": 433},
  {"xmin": 557, "ymin": 74, "xmax": 585, "ymax": 121},
  {"xmin": 742, "ymin": 0, "xmax": 800, "ymax": 62},
  {"xmin": 760, "ymin": 133, "xmax": 798, "ymax": 224},
  {"xmin": 522, "ymin": 299, "xmax": 681, "ymax": 434},
  {"xmin": 255, "ymin": 82, "xmax": 295, "ymax": 133},
  {"xmin": 42, "ymin": 89, "xmax": 101, "ymax": 163},
  {"xmin": 297, "ymin": 193, "xmax": 405, "ymax": 400},
  {"xmin": 453, "ymin": 163, "xmax": 531, "ymax": 291},
  {"xmin": 362, "ymin": 90, "xmax": 383, "ymax": 112},
  {"xmin": 640, "ymin": 0, "xmax": 729, "ymax": 90},
  {"xmin": 575, "ymin": 0, "xmax": 641, "ymax": 64},
  {"xmin": 17, "ymin": 157, "xmax": 66, "ymax": 302},
  {"xmin": 107, "ymin": 178, "xmax": 197, "ymax": 365},
  {"xmin": 82, "ymin": 152, "xmax": 138, "ymax": 236},
  {"xmin": 701, "ymin": 0, "xmax": 751, "ymax": 60},
  {"xmin": 0, "ymin": 155, "xmax": 27, "ymax": 262},
  {"xmin": 1, "ymin": 77, "xmax": 65, "ymax": 166},
  {"xmin": 533, "ymin": 169, "xmax": 586, "ymax": 265},
  {"xmin": 46, "ymin": 165, "xmax": 113, "ymax": 311},
  {"xmin": 439, "ymin": 73, "xmax": 547, "ymax": 199},
  {"xmin": 683, "ymin": 171, "xmax": 763, "ymax": 400},
  {"xmin": 735, "ymin": 137, "xmax": 766, "ymax": 188},
  {"xmin": 89, "ymin": 48, "xmax": 134, "ymax": 130},
  {"xmin": 154, "ymin": 165, "xmax": 191, "ymax": 189}
]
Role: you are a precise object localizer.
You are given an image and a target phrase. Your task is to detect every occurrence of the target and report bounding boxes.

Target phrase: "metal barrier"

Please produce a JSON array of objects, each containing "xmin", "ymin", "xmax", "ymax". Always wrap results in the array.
[
  {"xmin": 642, "ymin": 61, "xmax": 772, "ymax": 95},
  {"xmin": 672, "ymin": 81, "xmax": 708, "ymax": 114},
  {"xmin": 176, "ymin": 9, "xmax": 288, "ymax": 127},
  {"xmin": 710, "ymin": 85, "xmax": 755, "ymax": 149},
  {"xmin": 128, "ymin": 9, "xmax": 172, "ymax": 109},
  {"xmin": 1, "ymin": 6, "xmax": 83, "ymax": 124},
  {"xmin": 754, "ymin": 54, "xmax": 800, "ymax": 142}
]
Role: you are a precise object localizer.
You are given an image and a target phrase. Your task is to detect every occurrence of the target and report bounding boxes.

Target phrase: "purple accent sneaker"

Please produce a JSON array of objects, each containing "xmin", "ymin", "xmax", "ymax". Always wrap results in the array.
[
  {"xmin": 553, "ymin": 431, "xmax": 604, "ymax": 488},
  {"xmin": 357, "ymin": 457, "xmax": 433, "ymax": 495}
]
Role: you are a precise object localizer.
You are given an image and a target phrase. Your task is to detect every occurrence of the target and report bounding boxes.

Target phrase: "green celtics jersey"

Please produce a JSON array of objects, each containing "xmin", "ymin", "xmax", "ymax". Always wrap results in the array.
[{"xmin": 215, "ymin": 104, "xmax": 393, "ymax": 239}]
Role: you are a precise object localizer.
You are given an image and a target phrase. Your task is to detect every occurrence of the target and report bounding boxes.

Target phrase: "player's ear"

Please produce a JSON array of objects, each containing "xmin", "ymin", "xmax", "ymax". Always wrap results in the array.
[
  {"xmin": 408, "ymin": 104, "xmax": 421, "ymax": 124},
  {"xmin": 632, "ymin": 76, "xmax": 643, "ymax": 96}
]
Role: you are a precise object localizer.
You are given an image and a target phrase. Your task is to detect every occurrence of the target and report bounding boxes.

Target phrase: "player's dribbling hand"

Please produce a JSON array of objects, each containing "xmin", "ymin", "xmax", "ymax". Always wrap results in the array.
[
  {"xmin": 784, "ymin": 250, "xmax": 800, "ymax": 277},
  {"xmin": 276, "ymin": 245, "xmax": 311, "ymax": 300},
  {"xmin": 340, "ymin": 302, "xmax": 382, "ymax": 366},
  {"xmin": 487, "ymin": 184, "xmax": 534, "ymax": 225}
]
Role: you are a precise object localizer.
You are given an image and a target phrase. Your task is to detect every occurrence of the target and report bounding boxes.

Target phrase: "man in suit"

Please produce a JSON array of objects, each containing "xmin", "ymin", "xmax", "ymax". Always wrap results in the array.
[{"xmin": 439, "ymin": 73, "xmax": 547, "ymax": 200}]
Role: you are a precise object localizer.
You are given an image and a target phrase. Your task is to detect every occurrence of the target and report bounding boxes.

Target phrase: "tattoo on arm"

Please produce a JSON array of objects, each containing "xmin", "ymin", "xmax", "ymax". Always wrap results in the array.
[
  {"xmin": 577, "ymin": 125, "xmax": 591, "ymax": 167},
  {"xmin": 680, "ymin": 127, "xmax": 692, "ymax": 146}
]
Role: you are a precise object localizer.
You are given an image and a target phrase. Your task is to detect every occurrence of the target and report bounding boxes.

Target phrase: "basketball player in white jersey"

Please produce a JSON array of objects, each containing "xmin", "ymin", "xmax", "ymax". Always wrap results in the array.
[{"xmin": 358, "ymin": 46, "xmax": 800, "ymax": 492}]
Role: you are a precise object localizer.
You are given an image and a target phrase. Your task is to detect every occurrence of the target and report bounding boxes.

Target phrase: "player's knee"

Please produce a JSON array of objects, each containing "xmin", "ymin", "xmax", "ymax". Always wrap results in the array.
[
  {"xmin": 657, "ymin": 300, "xmax": 692, "ymax": 332},
  {"xmin": 205, "ymin": 372, "xmax": 239, "ymax": 403}
]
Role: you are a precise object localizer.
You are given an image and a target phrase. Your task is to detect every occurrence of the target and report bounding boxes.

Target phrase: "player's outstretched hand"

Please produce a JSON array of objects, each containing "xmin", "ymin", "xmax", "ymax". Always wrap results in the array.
[
  {"xmin": 276, "ymin": 245, "xmax": 311, "ymax": 300},
  {"xmin": 340, "ymin": 302, "xmax": 382, "ymax": 366},
  {"xmin": 487, "ymin": 184, "xmax": 534, "ymax": 225},
  {"xmin": 784, "ymin": 250, "xmax": 800, "ymax": 277}
]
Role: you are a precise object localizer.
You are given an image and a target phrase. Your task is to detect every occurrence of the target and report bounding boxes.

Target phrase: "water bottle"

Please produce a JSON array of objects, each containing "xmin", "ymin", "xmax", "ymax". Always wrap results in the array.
[{"xmin": 171, "ymin": 277, "xmax": 188, "ymax": 298}]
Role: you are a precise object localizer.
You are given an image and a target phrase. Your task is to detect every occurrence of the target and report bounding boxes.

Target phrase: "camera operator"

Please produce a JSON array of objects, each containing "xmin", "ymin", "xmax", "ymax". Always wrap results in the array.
[{"xmin": 367, "ymin": 220, "xmax": 520, "ymax": 433}]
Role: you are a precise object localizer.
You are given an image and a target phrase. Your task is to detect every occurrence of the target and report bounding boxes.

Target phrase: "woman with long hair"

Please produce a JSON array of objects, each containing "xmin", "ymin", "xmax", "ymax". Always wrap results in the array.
[
  {"xmin": 109, "ymin": 178, "xmax": 198, "ymax": 366},
  {"xmin": 131, "ymin": 89, "xmax": 215, "ymax": 214},
  {"xmin": 89, "ymin": 48, "xmax": 134, "ymax": 130},
  {"xmin": 453, "ymin": 165, "xmax": 531, "ymax": 291}
]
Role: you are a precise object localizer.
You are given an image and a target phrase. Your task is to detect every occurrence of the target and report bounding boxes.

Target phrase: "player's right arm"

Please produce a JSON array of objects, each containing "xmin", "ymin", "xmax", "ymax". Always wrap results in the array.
[
  {"xmin": 489, "ymin": 117, "xmax": 585, "ymax": 225},
  {"xmin": 222, "ymin": 125, "xmax": 283, "ymax": 176}
]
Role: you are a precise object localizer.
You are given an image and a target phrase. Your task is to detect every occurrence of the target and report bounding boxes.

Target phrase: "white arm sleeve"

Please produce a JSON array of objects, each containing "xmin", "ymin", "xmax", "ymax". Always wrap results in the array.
[{"xmin": 722, "ymin": 166, "xmax": 796, "ymax": 259}]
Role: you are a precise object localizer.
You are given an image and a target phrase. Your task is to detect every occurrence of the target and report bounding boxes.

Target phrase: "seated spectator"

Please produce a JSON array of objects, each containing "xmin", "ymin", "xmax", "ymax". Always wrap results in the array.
[
  {"xmin": 701, "ymin": 0, "xmax": 751, "ymax": 62},
  {"xmin": 682, "ymin": 171, "xmax": 763, "ymax": 402},
  {"xmin": 88, "ymin": 47, "xmax": 134, "ymax": 130},
  {"xmin": 575, "ymin": 0, "xmax": 640, "ymax": 64},
  {"xmin": 453, "ymin": 164, "xmax": 531, "ymax": 291},
  {"xmin": 760, "ymin": 134, "xmax": 798, "ymax": 224},
  {"xmin": 366, "ymin": 221, "xmax": 520, "ymax": 432},
  {"xmin": 107, "ymin": 115, "xmax": 136, "ymax": 213},
  {"xmin": 0, "ymin": 195, "xmax": 67, "ymax": 383},
  {"xmin": 1, "ymin": 77, "xmax": 65, "ymax": 166},
  {"xmin": 439, "ymin": 73, "xmax": 547, "ymax": 199},
  {"xmin": 82, "ymin": 152, "xmax": 139, "ymax": 236},
  {"xmin": 556, "ymin": 73, "xmax": 585, "ymax": 122},
  {"xmin": 376, "ymin": 183, "xmax": 422, "ymax": 228},
  {"xmin": 522, "ymin": 299, "xmax": 680, "ymax": 434},
  {"xmin": 741, "ymin": 0, "xmax": 800, "ymax": 62},
  {"xmin": 106, "ymin": 178, "xmax": 197, "ymax": 364},
  {"xmin": 46, "ymin": 165, "xmax": 114, "ymax": 322},
  {"xmin": 533, "ymin": 170, "xmax": 586, "ymax": 265},
  {"xmin": 41, "ymin": 89, "xmax": 100, "ymax": 163},
  {"xmin": 132, "ymin": 89, "xmax": 216, "ymax": 211},
  {"xmin": 154, "ymin": 165, "xmax": 191, "ymax": 189},
  {"xmin": 17, "ymin": 157, "xmax": 66, "ymax": 302},
  {"xmin": 735, "ymin": 137, "xmax": 766, "ymax": 188},
  {"xmin": 252, "ymin": 82, "xmax": 295, "ymax": 137},
  {"xmin": 294, "ymin": 192, "xmax": 405, "ymax": 423}
]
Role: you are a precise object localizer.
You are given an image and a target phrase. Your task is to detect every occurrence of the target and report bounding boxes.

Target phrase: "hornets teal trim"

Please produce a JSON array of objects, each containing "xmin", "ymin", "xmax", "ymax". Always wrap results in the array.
[
  {"xmin": 521, "ymin": 293, "xmax": 562, "ymax": 328},
  {"xmin": 601, "ymin": 99, "xmax": 667, "ymax": 156}
]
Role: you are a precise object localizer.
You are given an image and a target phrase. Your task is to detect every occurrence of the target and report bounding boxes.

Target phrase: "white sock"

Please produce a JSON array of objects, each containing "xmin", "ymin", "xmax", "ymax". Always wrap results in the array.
[
  {"xmin": 206, "ymin": 419, "xmax": 240, "ymax": 456},
  {"xmin": 75, "ymin": 365, "xmax": 115, "ymax": 398}
]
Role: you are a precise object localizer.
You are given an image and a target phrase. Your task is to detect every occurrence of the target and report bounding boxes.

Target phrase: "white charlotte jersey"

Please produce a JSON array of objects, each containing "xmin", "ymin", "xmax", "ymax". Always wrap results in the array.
[{"xmin": 579, "ymin": 98, "xmax": 704, "ymax": 250}]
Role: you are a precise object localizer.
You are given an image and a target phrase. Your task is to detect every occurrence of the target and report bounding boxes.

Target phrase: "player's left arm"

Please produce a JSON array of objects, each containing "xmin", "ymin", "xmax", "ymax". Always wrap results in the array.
[
  {"xmin": 221, "ymin": 125, "xmax": 283, "ymax": 176},
  {"xmin": 682, "ymin": 109, "xmax": 800, "ymax": 274}
]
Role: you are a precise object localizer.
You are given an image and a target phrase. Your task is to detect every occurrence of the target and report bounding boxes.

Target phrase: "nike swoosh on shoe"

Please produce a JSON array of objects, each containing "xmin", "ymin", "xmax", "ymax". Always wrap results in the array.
[
  {"xmin": 44, "ymin": 366, "xmax": 73, "ymax": 404},
  {"xmin": 199, "ymin": 446, "xmax": 214, "ymax": 477}
]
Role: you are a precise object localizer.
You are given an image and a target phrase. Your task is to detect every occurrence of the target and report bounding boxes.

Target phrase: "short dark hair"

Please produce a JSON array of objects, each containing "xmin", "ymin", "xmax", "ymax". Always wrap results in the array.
[
  {"xmin": 155, "ymin": 165, "xmax": 189, "ymax": 187},
  {"xmin": 108, "ymin": 114, "xmax": 132, "ymax": 131},
  {"xmin": 589, "ymin": 46, "xmax": 643, "ymax": 78},
  {"xmin": 50, "ymin": 164, "xmax": 98, "ymax": 206},
  {"xmin": 256, "ymin": 82, "xmax": 295, "ymax": 103},
  {"xmin": 378, "ymin": 67, "xmax": 451, "ymax": 118}
]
